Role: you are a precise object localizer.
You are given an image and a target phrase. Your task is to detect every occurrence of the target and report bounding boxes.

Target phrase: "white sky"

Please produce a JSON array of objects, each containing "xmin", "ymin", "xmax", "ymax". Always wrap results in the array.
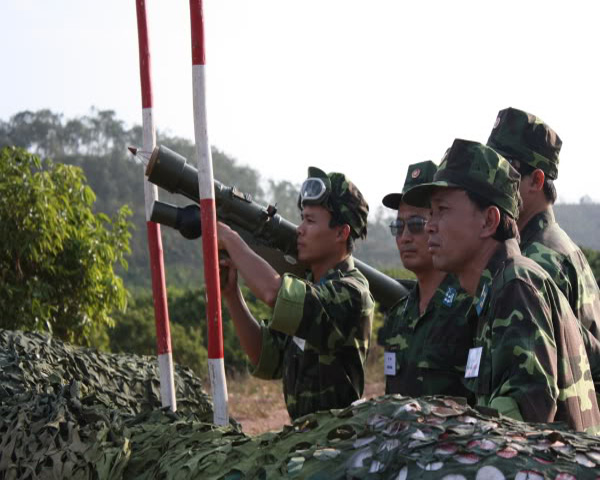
[{"xmin": 2, "ymin": 0, "xmax": 599, "ymax": 208}]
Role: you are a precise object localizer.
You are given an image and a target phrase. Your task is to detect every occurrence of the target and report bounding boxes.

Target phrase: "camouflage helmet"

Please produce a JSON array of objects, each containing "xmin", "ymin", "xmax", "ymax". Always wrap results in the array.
[
  {"xmin": 487, "ymin": 107, "xmax": 562, "ymax": 180},
  {"xmin": 298, "ymin": 166, "xmax": 369, "ymax": 239},
  {"xmin": 382, "ymin": 161, "xmax": 437, "ymax": 210},
  {"xmin": 403, "ymin": 139, "xmax": 521, "ymax": 218}
]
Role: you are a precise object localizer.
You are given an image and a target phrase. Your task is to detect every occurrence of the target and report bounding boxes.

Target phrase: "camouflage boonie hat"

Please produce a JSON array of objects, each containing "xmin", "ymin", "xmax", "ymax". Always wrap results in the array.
[
  {"xmin": 403, "ymin": 139, "xmax": 521, "ymax": 218},
  {"xmin": 487, "ymin": 107, "xmax": 562, "ymax": 180},
  {"xmin": 300, "ymin": 166, "xmax": 369, "ymax": 239},
  {"xmin": 381, "ymin": 161, "xmax": 438, "ymax": 210}
]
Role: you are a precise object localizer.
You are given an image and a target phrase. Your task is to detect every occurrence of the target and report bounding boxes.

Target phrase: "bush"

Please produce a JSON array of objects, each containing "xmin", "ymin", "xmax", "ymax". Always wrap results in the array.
[{"xmin": 0, "ymin": 146, "xmax": 131, "ymax": 345}]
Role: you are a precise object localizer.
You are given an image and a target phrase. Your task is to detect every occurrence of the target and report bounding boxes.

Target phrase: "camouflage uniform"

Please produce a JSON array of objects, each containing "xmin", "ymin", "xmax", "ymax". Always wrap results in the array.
[
  {"xmin": 465, "ymin": 238, "xmax": 600, "ymax": 433},
  {"xmin": 378, "ymin": 161, "xmax": 473, "ymax": 399},
  {"xmin": 488, "ymin": 107, "xmax": 600, "ymax": 389},
  {"xmin": 404, "ymin": 139, "xmax": 600, "ymax": 433},
  {"xmin": 253, "ymin": 257, "xmax": 374, "ymax": 420},
  {"xmin": 253, "ymin": 167, "xmax": 374, "ymax": 420},
  {"xmin": 378, "ymin": 274, "xmax": 473, "ymax": 399}
]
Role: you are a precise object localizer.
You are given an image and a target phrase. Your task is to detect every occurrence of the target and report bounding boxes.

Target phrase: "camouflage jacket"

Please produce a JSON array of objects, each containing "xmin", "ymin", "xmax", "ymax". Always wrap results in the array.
[
  {"xmin": 463, "ymin": 238, "xmax": 600, "ymax": 433},
  {"xmin": 377, "ymin": 274, "xmax": 474, "ymax": 400},
  {"xmin": 520, "ymin": 208, "xmax": 600, "ymax": 340},
  {"xmin": 253, "ymin": 256, "xmax": 374, "ymax": 420},
  {"xmin": 520, "ymin": 208, "xmax": 600, "ymax": 388}
]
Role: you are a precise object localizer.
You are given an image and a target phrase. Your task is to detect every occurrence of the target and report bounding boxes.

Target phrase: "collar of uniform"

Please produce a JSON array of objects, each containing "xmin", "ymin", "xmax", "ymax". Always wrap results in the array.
[
  {"xmin": 437, "ymin": 273, "xmax": 464, "ymax": 310},
  {"xmin": 307, "ymin": 256, "xmax": 354, "ymax": 283},
  {"xmin": 519, "ymin": 207, "xmax": 556, "ymax": 246},
  {"xmin": 472, "ymin": 239, "xmax": 521, "ymax": 315},
  {"xmin": 404, "ymin": 273, "xmax": 455, "ymax": 326}
]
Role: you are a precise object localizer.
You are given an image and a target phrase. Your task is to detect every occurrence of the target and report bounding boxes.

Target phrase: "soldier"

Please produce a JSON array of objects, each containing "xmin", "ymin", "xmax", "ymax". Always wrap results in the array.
[
  {"xmin": 487, "ymin": 107, "xmax": 600, "ymax": 347},
  {"xmin": 217, "ymin": 166, "xmax": 374, "ymax": 420},
  {"xmin": 403, "ymin": 139, "xmax": 600, "ymax": 433},
  {"xmin": 377, "ymin": 161, "xmax": 473, "ymax": 399}
]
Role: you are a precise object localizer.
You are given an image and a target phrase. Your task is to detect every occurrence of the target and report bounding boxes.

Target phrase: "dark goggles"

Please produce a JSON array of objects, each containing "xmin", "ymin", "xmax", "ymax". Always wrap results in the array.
[
  {"xmin": 389, "ymin": 217, "xmax": 427, "ymax": 236},
  {"xmin": 299, "ymin": 177, "xmax": 330, "ymax": 206}
]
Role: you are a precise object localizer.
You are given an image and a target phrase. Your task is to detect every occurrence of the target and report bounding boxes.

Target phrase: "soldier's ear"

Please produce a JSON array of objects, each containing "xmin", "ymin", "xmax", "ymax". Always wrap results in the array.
[
  {"xmin": 530, "ymin": 169, "xmax": 545, "ymax": 192},
  {"xmin": 336, "ymin": 224, "xmax": 351, "ymax": 243},
  {"xmin": 480, "ymin": 205, "xmax": 500, "ymax": 240}
]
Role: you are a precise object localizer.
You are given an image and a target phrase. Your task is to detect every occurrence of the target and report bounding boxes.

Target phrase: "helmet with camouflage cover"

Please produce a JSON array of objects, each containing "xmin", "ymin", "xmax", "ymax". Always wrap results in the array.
[
  {"xmin": 403, "ymin": 139, "xmax": 521, "ymax": 219},
  {"xmin": 487, "ymin": 107, "xmax": 562, "ymax": 180},
  {"xmin": 298, "ymin": 166, "xmax": 369, "ymax": 239},
  {"xmin": 382, "ymin": 160, "xmax": 438, "ymax": 210}
]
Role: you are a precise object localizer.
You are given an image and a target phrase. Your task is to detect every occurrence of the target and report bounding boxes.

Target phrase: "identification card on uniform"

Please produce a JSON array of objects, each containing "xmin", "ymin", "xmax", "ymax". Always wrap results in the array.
[
  {"xmin": 293, "ymin": 336, "xmax": 306, "ymax": 351},
  {"xmin": 465, "ymin": 346, "xmax": 483, "ymax": 378},
  {"xmin": 384, "ymin": 351, "xmax": 396, "ymax": 376}
]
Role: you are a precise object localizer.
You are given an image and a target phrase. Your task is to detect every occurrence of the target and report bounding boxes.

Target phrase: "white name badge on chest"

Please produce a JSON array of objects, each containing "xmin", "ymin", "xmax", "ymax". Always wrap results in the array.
[
  {"xmin": 293, "ymin": 336, "xmax": 306, "ymax": 351},
  {"xmin": 465, "ymin": 346, "xmax": 483, "ymax": 378},
  {"xmin": 384, "ymin": 351, "xmax": 397, "ymax": 376}
]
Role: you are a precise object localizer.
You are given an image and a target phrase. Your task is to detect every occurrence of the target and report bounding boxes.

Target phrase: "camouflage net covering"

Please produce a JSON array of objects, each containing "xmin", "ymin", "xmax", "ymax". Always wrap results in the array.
[
  {"xmin": 2, "ymin": 329, "xmax": 600, "ymax": 479},
  {"xmin": 0, "ymin": 329, "xmax": 214, "ymax": 479},
  {"xmin": 100, "ymin": 396, "xmax": 600, "ymax": 479}
]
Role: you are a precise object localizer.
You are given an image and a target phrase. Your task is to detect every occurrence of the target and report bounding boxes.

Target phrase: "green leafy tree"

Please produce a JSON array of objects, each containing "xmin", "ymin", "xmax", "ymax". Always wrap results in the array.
[{"xmin": 0, "ymin": 146, "xmax": 132, "ymax": 345}]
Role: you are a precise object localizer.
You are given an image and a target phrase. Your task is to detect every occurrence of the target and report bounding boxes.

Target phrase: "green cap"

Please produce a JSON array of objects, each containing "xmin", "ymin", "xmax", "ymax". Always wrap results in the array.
[
  {"xmin": 381, "ymin": 161, "xmax": 438, "ymax": 210},
  {"xmin": 303, "ymin": 166, "xmax": 369, "ymax": 239},
  {"xmin": 403, "ymin": 139, "xmax": 521, "ymax": 218},
  {"xmin": 487, "ymin": 107, "xmax": 562, "ymax": 180}
]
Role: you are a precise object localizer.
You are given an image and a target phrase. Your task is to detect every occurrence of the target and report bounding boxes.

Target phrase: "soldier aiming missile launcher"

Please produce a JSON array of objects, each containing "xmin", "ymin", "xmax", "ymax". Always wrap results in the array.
[{"xmin": 135, "ymin": 145, "xmax": 410, "ymax": 309}]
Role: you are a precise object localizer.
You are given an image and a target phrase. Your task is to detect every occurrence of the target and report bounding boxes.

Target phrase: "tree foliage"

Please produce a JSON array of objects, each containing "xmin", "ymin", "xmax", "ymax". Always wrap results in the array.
[{"xmin": 0, "ymin": 146, "xmax": 132, "ymax": 345}]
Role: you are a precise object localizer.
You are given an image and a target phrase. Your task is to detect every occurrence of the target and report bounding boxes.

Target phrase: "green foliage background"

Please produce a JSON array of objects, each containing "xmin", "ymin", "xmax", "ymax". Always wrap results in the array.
[
  {"xmin": 0, "ymin": 146, "xmax": 131, "ymax": 345},
  {"xmin": 1, "ymin": 108, "xmax": 599, "ymax": 379}
]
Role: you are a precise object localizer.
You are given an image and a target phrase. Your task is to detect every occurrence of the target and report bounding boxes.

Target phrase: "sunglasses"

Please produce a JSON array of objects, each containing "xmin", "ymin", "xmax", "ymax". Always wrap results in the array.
[{"xmin": 389, "ymin": 217, "xmax": 428, "ymax": 236}]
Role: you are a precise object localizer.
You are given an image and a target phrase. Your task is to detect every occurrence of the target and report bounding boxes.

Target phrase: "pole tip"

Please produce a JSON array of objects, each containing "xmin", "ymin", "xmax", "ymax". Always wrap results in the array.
[{"xmin": 128, "ymin": 146, "xmax": 138, "ymax": 156}]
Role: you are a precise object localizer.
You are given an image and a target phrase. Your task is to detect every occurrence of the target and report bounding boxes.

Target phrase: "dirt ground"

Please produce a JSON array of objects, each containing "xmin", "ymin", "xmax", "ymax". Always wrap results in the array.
[{"xmin": 226, "ymin": 349, "xmax": 386, "ymax": 436}]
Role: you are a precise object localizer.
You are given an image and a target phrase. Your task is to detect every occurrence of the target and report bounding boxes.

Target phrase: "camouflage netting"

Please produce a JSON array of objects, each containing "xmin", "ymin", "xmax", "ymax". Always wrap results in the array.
[
  {"xmin": 0, "ymin": 329, "xmax": 215, "ymax": 479},
  {"xmin": 3, "ymin": 329, "xmax": 600, "ymax": 479},
  {"xmin": 102, "ymin": 396, "xmax": 600, "ymax": 479}
]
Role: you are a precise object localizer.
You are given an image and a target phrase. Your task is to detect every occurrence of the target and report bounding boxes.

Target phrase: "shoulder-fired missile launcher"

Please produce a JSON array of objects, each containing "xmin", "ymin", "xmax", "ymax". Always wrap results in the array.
[{"xmin": 141, "ymin": 144, "xmax": 411, "ymax": 309}]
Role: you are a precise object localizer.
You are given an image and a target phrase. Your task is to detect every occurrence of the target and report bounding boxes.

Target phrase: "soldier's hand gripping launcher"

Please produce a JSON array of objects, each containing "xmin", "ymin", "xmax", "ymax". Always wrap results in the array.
[{"xmin": 144, "ymin": 145, "xmax": 409, "ymax": 308}]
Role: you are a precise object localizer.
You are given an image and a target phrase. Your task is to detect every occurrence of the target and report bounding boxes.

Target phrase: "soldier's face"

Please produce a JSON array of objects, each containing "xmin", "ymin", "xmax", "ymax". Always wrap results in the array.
[
  {"xmin": 427, "ymin": 188, "xmax": 486, "ymax": 274},
  {"xmin": 396, "ymin": 203, "xmax": 433, "ymax": 274},
  {"xmin": 296, "ymin": 205, "xmax": 344, "ymax": 264}
]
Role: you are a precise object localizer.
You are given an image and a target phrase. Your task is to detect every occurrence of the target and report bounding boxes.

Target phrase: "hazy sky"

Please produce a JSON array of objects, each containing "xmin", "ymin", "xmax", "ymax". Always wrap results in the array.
[{"xmin": 2, "ymin": 0, "xmax": 599, "ymax": 208}]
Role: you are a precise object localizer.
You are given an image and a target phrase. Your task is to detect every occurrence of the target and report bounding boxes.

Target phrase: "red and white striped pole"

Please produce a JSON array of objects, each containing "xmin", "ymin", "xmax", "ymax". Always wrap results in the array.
[
  {"xmin": 135, "ymin": 0, "xmax": 177, "ymax": 411},
  {"xmin": 189, "ymin": 0, "xmax": 229, "ymax": 425}
]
